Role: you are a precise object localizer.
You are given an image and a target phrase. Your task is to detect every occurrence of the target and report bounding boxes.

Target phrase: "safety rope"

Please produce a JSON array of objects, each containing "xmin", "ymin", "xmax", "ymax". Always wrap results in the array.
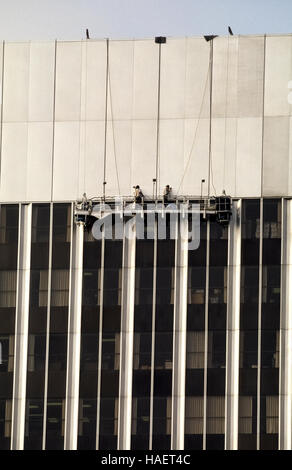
[
  {"xmin": 108, "ymin": 64, "xmax": 121, "ymax": 197},
  {"xmin": 223, "ymin": 34, "xmax": 230, "ymax": 192}
]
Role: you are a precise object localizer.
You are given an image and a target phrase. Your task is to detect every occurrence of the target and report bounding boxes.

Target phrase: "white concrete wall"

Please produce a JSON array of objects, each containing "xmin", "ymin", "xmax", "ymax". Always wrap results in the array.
[{"xmin": 0, "ymin": 35, "xmax": 291, "ymax": 202}]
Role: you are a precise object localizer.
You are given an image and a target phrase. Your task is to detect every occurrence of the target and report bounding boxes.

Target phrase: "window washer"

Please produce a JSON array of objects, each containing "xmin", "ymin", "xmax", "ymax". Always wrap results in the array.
[
  {"xmin": 163, "ymin": 185, "xmax": 172, "ymax": 204},
  {"xmin": 133, "ymin": 185, "xmax": 144, "ymax": 204}
]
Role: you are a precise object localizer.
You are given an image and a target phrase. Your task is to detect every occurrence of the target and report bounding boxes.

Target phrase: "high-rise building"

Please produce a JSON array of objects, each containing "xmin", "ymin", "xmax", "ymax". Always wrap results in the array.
[{"xmin": 0, "ymin": 35, "xmax": 291, "ymax": 451}]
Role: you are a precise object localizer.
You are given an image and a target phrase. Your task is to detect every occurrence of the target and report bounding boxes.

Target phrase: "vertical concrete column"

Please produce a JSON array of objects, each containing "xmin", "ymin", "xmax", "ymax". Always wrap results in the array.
[
  {"xmin": 11, "ymin": 204, "xmax": 32, "ymax": 449},
  {"xmin": 225, "ymin": 199, "xmax": 241, "ymax": 450},
  {"xmin": 42, "ymin": 202, "xmax": 53, "ymax": 449},
  {"xmin": 171, "ymin": 214, "xmax": 189, "ymax": 450},
  {"xmin": 279, "ymin": 199, "xmax": 292, "ymax": 449},
  {"xmin": 117, "ymin": 218, "xmax": 136, "ymax": 450},
  {"xmin": 203, "ymin": 219, "xmax": 210, "ymax": 449},
  {"xmin": 257, "ymin": 199, "xmax": 263, "ymax": 450},
  {"xmin": 149, "ymin": 219, "xmax": 157, "ymax": 450},
  {"xmin": 64, "ymin": 220, "xmax": 84, "ymax": 449},
  {"xmin": 96, "ymin": 233, "xmax": 105, "ymax": 449}
]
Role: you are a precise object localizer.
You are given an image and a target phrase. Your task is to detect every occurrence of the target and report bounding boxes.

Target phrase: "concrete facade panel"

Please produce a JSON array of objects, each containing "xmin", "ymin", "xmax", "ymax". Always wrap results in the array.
[
  {"xmin": 3, "ymin": 42, "xmax": 30, "ymax": 122},
  {"xmin": 263, "ymin": 116, "xmax": 289, "ymax": 196}
]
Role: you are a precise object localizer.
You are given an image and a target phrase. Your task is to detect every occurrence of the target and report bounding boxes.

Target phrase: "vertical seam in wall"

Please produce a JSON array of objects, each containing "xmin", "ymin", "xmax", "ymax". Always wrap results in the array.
[
  {"xmin": 26, "ymin": 42, "xmax": 31, "ymax": 202},
  {"xmin": 50, "ymin": 40, "xmax": 57, "ymax": 203},
  {"xmin": 42, "ymin": 202, "xmax": 53, "ymax": 449},
  {"xmin": 260, "ymin": 35, "xmax": 267, "ymax": 198},
  {"xmin": 0, "ymin": 41, "xmax": 5, "ymax": 190}
]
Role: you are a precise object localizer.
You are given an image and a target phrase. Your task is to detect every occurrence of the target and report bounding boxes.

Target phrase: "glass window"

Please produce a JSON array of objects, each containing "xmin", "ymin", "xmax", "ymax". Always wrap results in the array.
[
  {"xmin": 78, "ymin": 399, "xmax": 97, "ymax": 449},
  {"xmin": 206, "ymin": 396, "xmax": 225, "ymax": 434},
  {"xmin": 185, "ymin": 397, "xmax": 203, "ymax": 435},
  {"xmin": 24, "ymin": 400, "xmax": 44, "ymax": 449},
  {"xmin": 0, "ymin": 400, "xmax": 12, "ymax": 449},
  {"xmin": 0, "ymin": 335, "xmax": 14, "ymax": 372},
  {"xmin": 186, "ymin": 332, "xmax": 204, "ymax": 369},
  {"xmin": 27, "ymin": 335, "xmax": 46, "ymax": 372},
  {"xmin": 46, "ymin": 400, "xmax": 65, "ymax": 450},
  {"xmin": 99, "ymin": 397, "xmax": 118, "ymax": 449},
  {"xmin": 0, "ymin": 271, "xmax": 17, "ymax": 308}
]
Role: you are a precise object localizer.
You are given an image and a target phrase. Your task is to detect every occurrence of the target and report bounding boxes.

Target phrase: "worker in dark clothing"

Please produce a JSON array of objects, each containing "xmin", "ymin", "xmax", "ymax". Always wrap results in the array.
[
  {"xmin": 133, "ymin": 185, "xmax": 144, "ymax": 204},
  {"xmin": 163, "ymin": 185, "xmax": 172, "ymax": 204}
]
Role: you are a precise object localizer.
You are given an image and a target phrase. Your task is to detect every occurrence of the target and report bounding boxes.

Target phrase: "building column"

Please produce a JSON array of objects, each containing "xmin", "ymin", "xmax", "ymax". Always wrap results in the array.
[
  {"xmin": 279, "ymin": 198, "xmax": 292, "ymax": 450},
  {"xmin": 225, "ymin": 199, "xmax": 241, "ymax": 450},
  {"xmin": 11, "ymin": 204, "xmax": 32, "ymax": 450},
  {"xmin": 42, "ymin": 202, "xmax": 53, "ymax": 449},
  {"xmin": 96, "ymin": 233, "xmax": 105, "ymax": 449},
  {"xmin": 149, "ymin": 219, "xmax": 157, "ymax": 450},
  {"xmin": 171, "ymin": 214, "xmax": 189, "ymax": 450},
  {"xmin": 117, "ymin": 218, "xmax": 136, "ymax": 450},
  {"xmin": 64, "ymin": 219, "xmax": 84, "ymax": 449}
]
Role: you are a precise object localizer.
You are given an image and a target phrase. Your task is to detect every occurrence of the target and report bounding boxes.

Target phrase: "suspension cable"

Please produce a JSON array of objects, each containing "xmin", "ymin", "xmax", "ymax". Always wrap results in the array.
[
  {"xmin": 108, "ymin": 64, "xmax": 121, "ymax": 196},
  {"xmin": 223, "ymin": 34, "xmax": 230, "ymax": 192},
  {"xmin": 103, "ymin": 38, "xmax": 109, "ymax": 201},
  {"xmin": 208, "ymin": 38, "xmax": 217, "ymax": 197},
  {"xmin": 177, "ymin": 57, "xmax": 210, "ymax": 196}
]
